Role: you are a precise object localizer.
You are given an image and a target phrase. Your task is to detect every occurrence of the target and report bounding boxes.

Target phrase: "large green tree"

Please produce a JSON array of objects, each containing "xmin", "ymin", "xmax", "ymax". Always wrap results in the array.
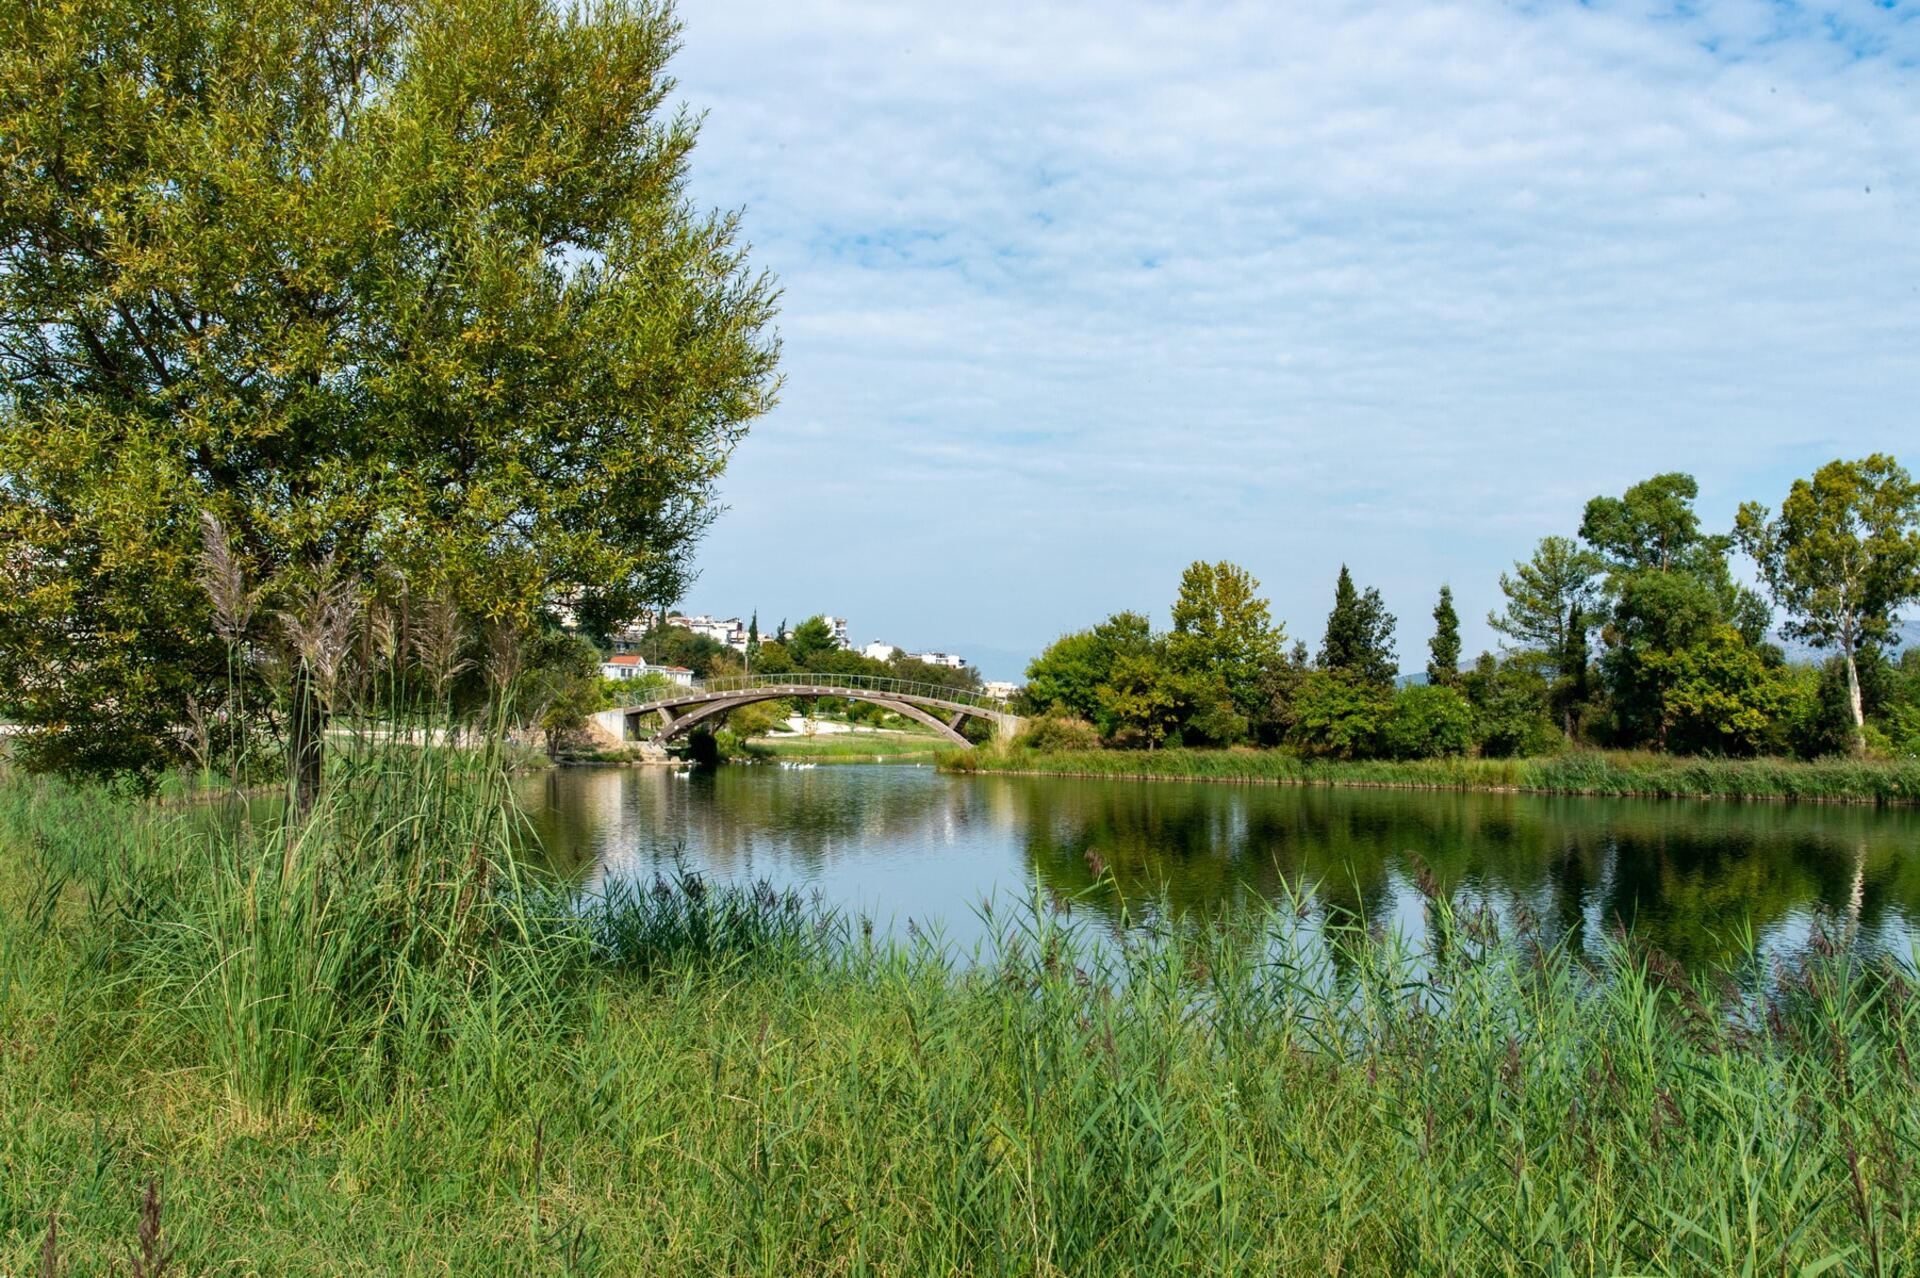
[
  {"xmin": 1318, "ymin": 565, "xmax": 1397, "ymax": 687},
  {"xmin": 1167, "ymin": 560, "xmax": 1286, "ymax": 731},
  {"xmin": 1024, "ymin": 612, "xmax": 1153, "ymax": 728},
  {"xmin": 0, "ymin": 0, "xmax": 780, "ymax": 794},
  {"xmin": 1735, "ymin": 454, "xmax": 1920, "ymax": 750},
  {"xmin": 1578, "ymin": 474, "xmax": 1768, "ymax": 749}
]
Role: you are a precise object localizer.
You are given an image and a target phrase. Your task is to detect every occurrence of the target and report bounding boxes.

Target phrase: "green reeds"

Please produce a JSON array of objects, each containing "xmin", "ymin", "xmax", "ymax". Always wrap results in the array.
[
  {"xmin": 943, "ymin": 744, "xmax": 1920, "ymax": 804},
  {"xmin": 5, "ymin": 764, "xmax": 1919, "ymax": 1274}
]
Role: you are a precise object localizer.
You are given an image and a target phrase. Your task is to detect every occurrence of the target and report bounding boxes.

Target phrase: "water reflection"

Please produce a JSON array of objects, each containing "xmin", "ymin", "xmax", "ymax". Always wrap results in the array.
[{"xmin": 516, "ymin": 766, "xmax": 1920, "ymax": 969}]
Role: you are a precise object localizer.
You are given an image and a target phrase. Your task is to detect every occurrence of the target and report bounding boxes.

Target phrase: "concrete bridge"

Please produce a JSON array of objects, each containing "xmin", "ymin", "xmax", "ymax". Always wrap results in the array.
[{"xmin": 596, "ymin": 673, "xmax": 1024, "ymax": 748}]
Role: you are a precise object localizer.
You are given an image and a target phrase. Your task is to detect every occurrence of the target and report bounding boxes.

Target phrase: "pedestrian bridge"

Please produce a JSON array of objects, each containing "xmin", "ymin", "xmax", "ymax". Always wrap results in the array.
[{"xmin": 600, "ymin": 673, "xmax": 1024, "ymax": 748}]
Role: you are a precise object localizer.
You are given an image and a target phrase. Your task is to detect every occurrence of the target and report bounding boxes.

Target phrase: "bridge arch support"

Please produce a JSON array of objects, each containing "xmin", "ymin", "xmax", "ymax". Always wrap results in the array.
[{"xmin": 614, "ymin": 675, "xmax": 1022, "ymax": 749}]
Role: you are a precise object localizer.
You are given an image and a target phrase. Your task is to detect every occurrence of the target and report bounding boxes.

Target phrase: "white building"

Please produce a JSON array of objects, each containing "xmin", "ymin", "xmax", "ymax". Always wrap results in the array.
[
  {"xmin": 668, "ymin": 613, "xmax": 749, "ymax": 650},
  {"xmin": 862, "ymin": 640, "xmax": 902, "ymax": 662},
  {"xmin": 982, "ymin": 680, "xmax": 1019, "ymax": 700},
  {"xmin": 912, "ymin": 651, "xmax": 967, "ymax": 670},
  {"xmin": 600, "ymin": 655, "xmax": 696, "ymax": 687}
]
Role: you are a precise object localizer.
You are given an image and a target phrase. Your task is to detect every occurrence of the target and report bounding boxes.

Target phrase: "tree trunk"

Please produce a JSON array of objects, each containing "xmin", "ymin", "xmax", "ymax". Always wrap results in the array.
[
  {"xmin": 288, "ymin": 660, "xmax": 326, "ymax": 816},
  {"xmin": 1844, "ymin": 648, "xmax": 1866, "ymax": 754}
]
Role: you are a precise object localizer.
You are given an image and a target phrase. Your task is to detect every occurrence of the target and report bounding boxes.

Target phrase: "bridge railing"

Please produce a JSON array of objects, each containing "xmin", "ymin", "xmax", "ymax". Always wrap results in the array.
[{"xmin": 656, "ymin": 672, "xmax": 1014, "ymax": 715}]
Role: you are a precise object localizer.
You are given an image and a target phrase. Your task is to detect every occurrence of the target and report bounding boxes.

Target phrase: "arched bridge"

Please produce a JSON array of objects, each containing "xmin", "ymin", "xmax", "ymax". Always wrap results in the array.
[{"xmin": 602, "ymin": 673, "xmax": 1024, "ymax": 748}]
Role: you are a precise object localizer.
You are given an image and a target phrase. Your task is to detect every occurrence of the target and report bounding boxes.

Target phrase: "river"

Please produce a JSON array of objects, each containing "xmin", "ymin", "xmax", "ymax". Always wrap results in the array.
[{"xmin": 517, "ymin": 763, "xmax": 1920, "ymax": 970}]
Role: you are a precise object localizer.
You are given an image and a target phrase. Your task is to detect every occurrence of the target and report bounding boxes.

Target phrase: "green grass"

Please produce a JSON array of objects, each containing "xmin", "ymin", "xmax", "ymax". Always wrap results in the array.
[
  {"xmin": 5, "ymin": 760, "xmax": 1920, "ymax": 1275},
  {"xmin": 940, "ymin": 745, "xmax": 1920, "ymax": 804}
]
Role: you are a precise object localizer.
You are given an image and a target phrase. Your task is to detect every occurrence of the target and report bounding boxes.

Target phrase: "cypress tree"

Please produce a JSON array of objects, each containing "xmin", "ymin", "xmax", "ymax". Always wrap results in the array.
[
  {"xmin": 1428, "ymin": 586, "xmax": 1461, "ymax": 686},
  {"xmin": 1319, "ymin": 565, "xmax": 1399, "ymax": 687}
]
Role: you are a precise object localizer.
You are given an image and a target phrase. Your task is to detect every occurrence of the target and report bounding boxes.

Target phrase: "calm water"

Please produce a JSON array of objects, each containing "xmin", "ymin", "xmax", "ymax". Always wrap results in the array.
[{"xmin": 517, "ymin": 764, "xmax": 1920, "ymax": 970}]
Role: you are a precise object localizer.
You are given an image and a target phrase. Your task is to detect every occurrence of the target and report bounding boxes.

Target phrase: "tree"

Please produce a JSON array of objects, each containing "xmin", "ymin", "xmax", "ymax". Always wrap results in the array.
[
  {"xmin": 748, "ymin": 613, "xmax": 760, "ymax": 651},
  {"xmin": 1579, "ymin": 473, "xmax": 1728, "ymax": 576},
  {"xmin": 1427, "ymin": 585, "xmax": 1461, "ymax": 686},
  {"xmin": 1489, "ymin": 536, "xmax": 1601, "ymax": 671},
  {"xmin": 1025, "ymin": 612, "xmax": 1153, "ymax": 728},
  {"xmin": 1288, "ymin": 671, "xmax": 1392, "ymax": 759},
  {"xmin": 1097, "ymin": 651, "xmax": 1179, "ymax": 749},
  {"xmin": 783, "ymin": 616, "xmax": 837, "ymax": 667},
  {"xmin": 1383, "ymin": 684, "xmax": 1474, "ymax": 760},
  {"xmin": 1318, "ymin": 566, "xmax": 1397, "ymax": 687},
  {"xmin": 1167, "ymin": 560, "xmax": 1286, "ymax": 727},
  {"xmin": 1735, "ymin": 454, "xmax": 1920, "ymax": 751},
  {"xmin": 517, "ymin": 631, "xmax": 607, "ymax": 759},
  {"xmin": 0, "ymin": 0, "xmax": 780, "ymax": 803},
  {"xmin": 1643, "ymin": 624, "xmax": 1793, "ymax": 757},
  {"xmin": 1578, "ymin": 473, "xmax": 1769, "ymax": 750},
  {"xmin": 1461, "ymin": 652, "xmax": 1556, "ymax": 758}
]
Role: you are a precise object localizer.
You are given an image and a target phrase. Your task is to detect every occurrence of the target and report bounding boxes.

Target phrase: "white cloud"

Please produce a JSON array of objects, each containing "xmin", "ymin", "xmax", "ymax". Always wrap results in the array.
[{"xmin": 665, "ymin": 0, "xmax": 1920, "ymax": 676}]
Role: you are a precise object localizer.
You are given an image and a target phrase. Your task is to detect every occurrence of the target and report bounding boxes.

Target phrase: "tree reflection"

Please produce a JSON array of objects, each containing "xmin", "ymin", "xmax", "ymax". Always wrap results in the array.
[{"xmin": 516, "ymin": 766, "xmax": 1920, "ymax": 972}]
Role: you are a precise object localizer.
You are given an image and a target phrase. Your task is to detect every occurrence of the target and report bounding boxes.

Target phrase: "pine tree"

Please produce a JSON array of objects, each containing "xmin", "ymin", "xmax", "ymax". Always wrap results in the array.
[
  {"xmin": 1427, "ymin": 586, "xmax": 1461, "ymax": 686},
  {"xmin": 1319, "ymin": 566, "xmax": 1398, "ymax": 687}
]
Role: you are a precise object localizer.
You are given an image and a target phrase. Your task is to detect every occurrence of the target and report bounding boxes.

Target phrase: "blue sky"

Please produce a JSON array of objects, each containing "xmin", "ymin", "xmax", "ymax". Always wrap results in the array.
[{"xmin": 664, "ymin": 0, "xmax": 1920, "ymax": 682}]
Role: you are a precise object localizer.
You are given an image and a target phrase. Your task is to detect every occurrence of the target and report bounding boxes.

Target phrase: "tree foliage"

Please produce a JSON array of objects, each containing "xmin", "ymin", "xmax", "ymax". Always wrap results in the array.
[
  {"xmin": 1489, "ymin": 536, "xmax": 1601, "ymax": 668},
  {"xmin": 1735, "ymin": 454, "xmax": 1920, "ymax": 746},
  {"xmin": 1025, "ymin": 612, "xmax": 1154, "ymax": 728},
  {"xmin": 1318, "ymin": 566, "xmax": 1398, "ymax": 687},
  {"xmin": 0, "ymin": 0, "xmax": 780, "ymax": 786},
  {"xmin": 1427, "ymin": 585, "xmax": 1461, "ymax": 687}
]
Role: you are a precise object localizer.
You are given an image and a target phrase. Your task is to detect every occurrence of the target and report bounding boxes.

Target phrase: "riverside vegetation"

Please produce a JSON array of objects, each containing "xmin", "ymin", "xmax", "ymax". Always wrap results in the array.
[
  {"xmin": 943, "ymin": 744, "xmax": 1920, "ymax": 805},
  {"xmin": 1013, "ymin": 465, "xmax": 1920, "ymax": 774},
  {"xmin": 6, "ymin": 743, "xmax": 1920, "ymax": 1274}
]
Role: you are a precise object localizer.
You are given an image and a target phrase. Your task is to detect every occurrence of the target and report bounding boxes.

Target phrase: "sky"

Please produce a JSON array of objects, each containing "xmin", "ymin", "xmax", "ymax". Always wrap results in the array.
[{"xmin": 663, "ymin": 0, "xmax": 1920, "ymax": 682}]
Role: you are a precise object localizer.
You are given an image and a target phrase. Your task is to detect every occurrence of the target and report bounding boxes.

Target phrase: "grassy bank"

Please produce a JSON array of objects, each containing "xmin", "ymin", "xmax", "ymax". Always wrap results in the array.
[
  {"xmin": 5, "ymin": 766, "xmax": 1919, "ymax": 1274},
  {"xmin": 940, "ymin": 745, "xmax": 1920, "ymax": 804}
]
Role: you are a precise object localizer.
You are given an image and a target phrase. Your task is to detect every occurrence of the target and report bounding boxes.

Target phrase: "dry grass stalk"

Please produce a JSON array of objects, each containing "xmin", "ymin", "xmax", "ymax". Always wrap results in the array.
[
  {"xmin": 276, "ymin": 556, "xmax": 361, "ymax": 704},
  {"xmin": 410, "ymin": 591, "xmax": 472, "ymax": 694},
  {"xmin": 196, "ymin": 512, "xmax": 259, "ymax": 644}
]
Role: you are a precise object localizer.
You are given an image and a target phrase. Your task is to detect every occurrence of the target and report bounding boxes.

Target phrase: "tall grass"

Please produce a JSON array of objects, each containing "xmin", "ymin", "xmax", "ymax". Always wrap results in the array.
[
  {"xmin": 943, "ymin": 745, "xmax": 1920, "ymax": 804},
  {"xmin": 5, "ymin": 760, "xmax": 1920, "ymax": 1273}
]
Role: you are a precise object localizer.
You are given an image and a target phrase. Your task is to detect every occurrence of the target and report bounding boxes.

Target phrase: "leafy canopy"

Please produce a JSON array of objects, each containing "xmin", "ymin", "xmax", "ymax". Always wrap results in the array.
[
  {"xmin": 0, "ymin": 0, "xmax": 781, "ymax": 780},
  {"xmin": 1735, "ymin": 454, "xmax": 1920, "ymax": 659}
]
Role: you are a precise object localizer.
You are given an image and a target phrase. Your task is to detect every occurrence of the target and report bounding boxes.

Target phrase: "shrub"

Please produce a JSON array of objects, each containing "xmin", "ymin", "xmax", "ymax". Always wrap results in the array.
[
  {"xmin": 1287, "ymin": 671, "xmax": 1391, "ymax": 759},
  {"xmin": 1015, "ymin": 713, "xmax": 1103, "ymax": 753},
  {"xmin": 1382, "ymin": 684, "xmax": 1474, "ymax": 759}
]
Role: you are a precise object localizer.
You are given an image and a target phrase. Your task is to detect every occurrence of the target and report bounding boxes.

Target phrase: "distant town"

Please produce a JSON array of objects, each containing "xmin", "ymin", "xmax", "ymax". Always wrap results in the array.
[{"xmin": 594, "ymin": 610, "xmax": 1020, "ymax": 701}]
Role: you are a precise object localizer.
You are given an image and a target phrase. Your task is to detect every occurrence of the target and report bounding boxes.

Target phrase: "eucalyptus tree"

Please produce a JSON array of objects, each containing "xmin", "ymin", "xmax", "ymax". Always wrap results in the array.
[
  {"xmin": 0, "ymin": 0, "xmax": 780, "ymax": 798},
  {"xmin": 1735, "ymin": 455, "xmax": 1920, "ymax": 750}
]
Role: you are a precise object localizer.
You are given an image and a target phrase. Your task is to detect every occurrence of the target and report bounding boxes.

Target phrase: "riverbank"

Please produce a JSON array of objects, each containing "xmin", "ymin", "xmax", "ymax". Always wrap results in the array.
[
  {"xmin": 5, "ymin": 768, "xmax": 1917, "ymax": 1274},
  {"xmin": 939, "ymin": 746, "xmax": 1920, "ymax": 805}
]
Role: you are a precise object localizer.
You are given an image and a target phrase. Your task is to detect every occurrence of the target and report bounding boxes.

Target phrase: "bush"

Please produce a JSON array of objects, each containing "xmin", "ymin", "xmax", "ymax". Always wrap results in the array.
[
  {"xmin": 1287, "ymin": 671, "xmax": 1391, "ymax": 759},
  {"xmin": 1015, "ymin": 713, "xmax": 1103, "ymax": 753},
  {"xmin": 1382, "ymin": 684, "xmax": 1474, "ymax": 759}
]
